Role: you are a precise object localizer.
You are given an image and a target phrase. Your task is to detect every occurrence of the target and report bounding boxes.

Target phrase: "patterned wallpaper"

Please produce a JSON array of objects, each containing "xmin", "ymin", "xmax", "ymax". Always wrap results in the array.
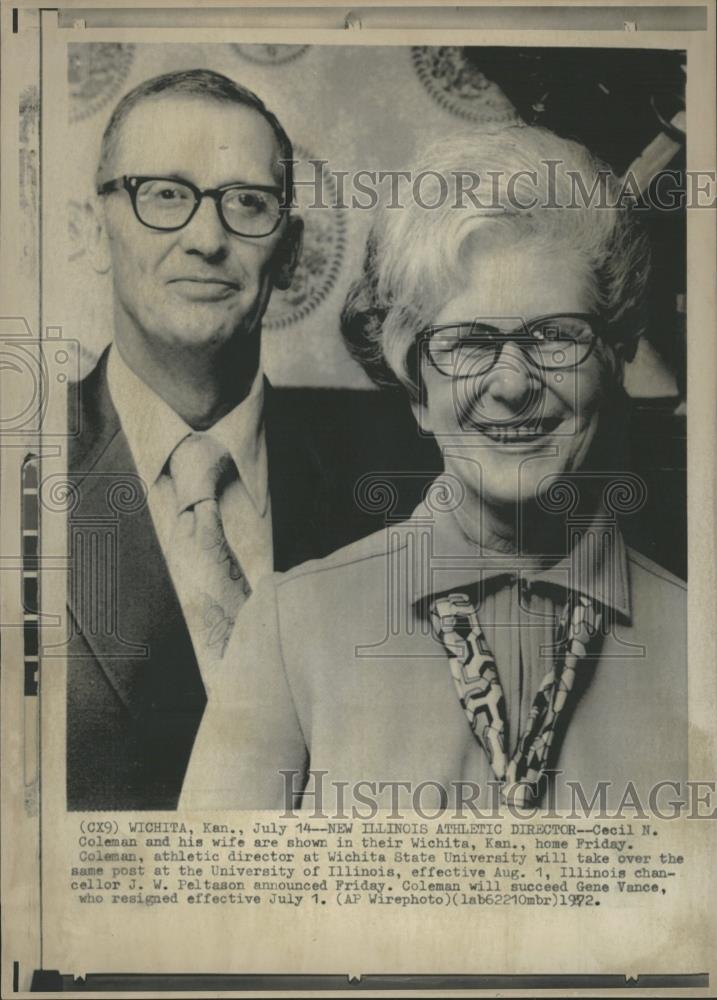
[{"xmin": 62, "ymin": 42, "xmax": 677, "ymax": 397}]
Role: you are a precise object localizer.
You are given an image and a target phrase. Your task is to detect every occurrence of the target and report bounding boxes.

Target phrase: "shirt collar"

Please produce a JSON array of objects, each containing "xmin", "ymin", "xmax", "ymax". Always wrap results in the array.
[
  {"xmin": 106, "ymin": 345, "xmax": 268, "ymax": 515},
  {"xmin": 208, "ymin": 370, "xmax": 268, "ymax": 515},
  {"xmin": 403, "ymin": 475, "xmax": 631, "ymax": 621}
]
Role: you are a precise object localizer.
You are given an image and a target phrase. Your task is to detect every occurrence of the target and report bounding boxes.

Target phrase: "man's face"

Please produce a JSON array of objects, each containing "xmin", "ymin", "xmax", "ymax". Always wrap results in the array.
[{"xmin": 96, "ymin": 95, "xmax": 297, "ymax": 354}]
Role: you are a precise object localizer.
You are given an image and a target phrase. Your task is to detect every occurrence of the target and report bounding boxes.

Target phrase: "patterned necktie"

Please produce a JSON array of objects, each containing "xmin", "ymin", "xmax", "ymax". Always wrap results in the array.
[
  {"xmin": 168, "ymin": 432, "xmax": 251, "ymax": 672},
  {"xmin": 430, "ymin": 590, "xmax": 602, "ymax": 806}
]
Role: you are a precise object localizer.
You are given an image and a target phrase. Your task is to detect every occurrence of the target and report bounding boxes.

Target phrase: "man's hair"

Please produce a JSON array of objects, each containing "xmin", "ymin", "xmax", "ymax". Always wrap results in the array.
[
  {"xmin": 95, "ymin": 68, "xmax": 294, "ymax": 204},
  {"xmin": 341, "ymin": 124, "xmax": 651, "ymax": 401}
]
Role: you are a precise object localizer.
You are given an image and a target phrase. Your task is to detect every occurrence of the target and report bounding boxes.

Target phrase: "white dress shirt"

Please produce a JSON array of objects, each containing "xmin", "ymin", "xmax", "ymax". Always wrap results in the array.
[{"xmin": 106, "ymin": 346, "xmax": 274, "ymax": 650}]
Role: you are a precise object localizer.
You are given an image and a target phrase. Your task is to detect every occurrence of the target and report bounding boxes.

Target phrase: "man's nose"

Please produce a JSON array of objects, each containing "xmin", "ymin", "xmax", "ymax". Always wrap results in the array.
[
  {"xmin": 480, "ymin": 341, "xmax": 541, "ymax": 416},
  {"xmin": 179, "ymin": 195, "xmax": 229, "ymax": 257}
]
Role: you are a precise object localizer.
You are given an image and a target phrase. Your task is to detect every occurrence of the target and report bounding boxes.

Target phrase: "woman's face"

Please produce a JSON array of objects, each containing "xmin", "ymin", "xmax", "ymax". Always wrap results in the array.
[{"xmin": 416, "ymin": 243, "xmax": 612, "ymax": 511}]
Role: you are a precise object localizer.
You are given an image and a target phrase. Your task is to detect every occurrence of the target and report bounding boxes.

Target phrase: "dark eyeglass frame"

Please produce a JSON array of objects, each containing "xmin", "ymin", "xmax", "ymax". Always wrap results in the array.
[
  {"xmin": 420, "ymin": 313, "xmax": 604, "ymax": 376},
  {"xmin": 96, "ymin": 175, "xmax": 288, "ymax": 238}
]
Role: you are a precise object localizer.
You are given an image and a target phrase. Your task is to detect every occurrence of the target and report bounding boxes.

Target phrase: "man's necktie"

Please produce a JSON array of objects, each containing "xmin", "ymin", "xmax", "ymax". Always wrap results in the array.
[
  {"xmin": 168, "ymin": 432, "xmax": 251, "ymax": 674},
  {"xmin": 430, "ymin": 591, "xmax": 602, "ymax": 806}
]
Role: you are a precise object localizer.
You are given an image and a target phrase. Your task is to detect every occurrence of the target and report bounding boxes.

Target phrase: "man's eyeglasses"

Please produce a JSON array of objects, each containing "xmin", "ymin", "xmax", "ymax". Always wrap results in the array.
[
  {"xmin": 422, "ymin": 314, "xmax": 602, "ymax": 377},
  {"xmin": 97, "ymin": 175, "xmax": 286, "ymax": 238}
]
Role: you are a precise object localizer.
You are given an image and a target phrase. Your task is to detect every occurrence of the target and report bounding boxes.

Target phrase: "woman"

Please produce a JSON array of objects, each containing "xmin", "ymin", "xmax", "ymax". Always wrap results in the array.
[{"xmin": 181, "ymin": 126, "xmax": 687, "ymax": 813}]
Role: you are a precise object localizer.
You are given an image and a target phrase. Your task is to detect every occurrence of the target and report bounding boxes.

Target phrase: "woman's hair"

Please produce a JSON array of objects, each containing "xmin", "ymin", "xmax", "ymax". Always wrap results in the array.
[{"xmin": 341, "ymin": 125, "xmax": 651, "ymax": 400}]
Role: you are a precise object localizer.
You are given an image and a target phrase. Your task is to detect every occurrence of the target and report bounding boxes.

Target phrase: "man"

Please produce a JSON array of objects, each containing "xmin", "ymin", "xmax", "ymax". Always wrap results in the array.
[{"xmin": 66, "ymin": 68, "xmax": 438, "ymax": 811}]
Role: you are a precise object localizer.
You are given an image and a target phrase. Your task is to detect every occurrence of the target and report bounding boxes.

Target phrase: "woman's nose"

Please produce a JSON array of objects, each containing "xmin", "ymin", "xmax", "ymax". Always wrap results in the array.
[{"xmin": 480, "ymin": 341, "xmax": 541, "ymax": 415}]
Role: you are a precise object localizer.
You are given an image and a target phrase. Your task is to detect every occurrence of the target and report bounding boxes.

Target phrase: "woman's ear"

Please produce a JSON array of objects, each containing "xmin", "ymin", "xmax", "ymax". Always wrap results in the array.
[
  {"xmin": 411, "ymin": 399, "xmax": 433, "ymax": 435},
  {"xmin": 84, "ymin": 197, "xmax": 112, "ymax": 274},
  {"xmin": 272, "ymin": 216, "xmax": 304, "ymax": 291}
]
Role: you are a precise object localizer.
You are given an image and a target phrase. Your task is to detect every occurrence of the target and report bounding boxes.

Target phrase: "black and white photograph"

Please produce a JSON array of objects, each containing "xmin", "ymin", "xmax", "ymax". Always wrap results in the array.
[
  {"xmin": 63, "ymin": 41, "xmax": 690, "ymax": 813},
  {"xmin": 1, "ymin": 3, "xmax": 715, "ymax": 994}
]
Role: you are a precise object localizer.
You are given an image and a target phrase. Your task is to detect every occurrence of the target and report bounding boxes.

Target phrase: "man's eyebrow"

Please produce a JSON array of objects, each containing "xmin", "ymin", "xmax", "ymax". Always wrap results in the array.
[
  {"xmin": 139, "ymin": 171, "xmax": 280, "ymax": 190},
  {"xmin": 132, "ymin": 171, "xmax": 196, "ymax": 185},
  {"xmin": 214, "ymin": 177, "xmax": 282, "ymax": 190}
]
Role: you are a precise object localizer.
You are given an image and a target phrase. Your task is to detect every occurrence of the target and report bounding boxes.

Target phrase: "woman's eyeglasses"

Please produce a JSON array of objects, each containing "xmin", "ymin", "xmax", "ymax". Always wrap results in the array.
[
  {"xmin": 422, "ymin": 314, "xmax": 602, "ymax": 377},
  {"xmin": 97, "ymin": 175, "xmax": 286, "ymax": 238}
]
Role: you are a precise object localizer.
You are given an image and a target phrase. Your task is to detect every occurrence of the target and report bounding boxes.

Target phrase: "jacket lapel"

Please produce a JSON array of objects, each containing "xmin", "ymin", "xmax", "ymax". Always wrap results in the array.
[
  {"xmin": 265, "ymin": 380, "xmax": 333, "ymax": 572},
  {"xmin": 68, "ymin": 352, "xmax": 204, "ymax": 721}
]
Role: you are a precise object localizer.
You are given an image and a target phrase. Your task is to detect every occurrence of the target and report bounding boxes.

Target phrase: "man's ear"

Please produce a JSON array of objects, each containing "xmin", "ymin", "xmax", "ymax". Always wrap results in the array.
[
  {"xmin": 272, "ymin": 215, "xmax": 303, "ymax": 291},
  {"xmin": 612, "ymin": 338, "xmax": 639, "ymax": 386},
  {"xmin": 84, "ymin": 197, "xmax": 112, "ymax": 274}
]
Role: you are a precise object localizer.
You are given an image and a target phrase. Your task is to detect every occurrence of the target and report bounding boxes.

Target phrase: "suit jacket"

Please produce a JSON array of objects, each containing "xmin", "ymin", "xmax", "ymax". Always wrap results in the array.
[{"xmin": 66, "ymin": 349, "xmax": 441, "ymax": 810}]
